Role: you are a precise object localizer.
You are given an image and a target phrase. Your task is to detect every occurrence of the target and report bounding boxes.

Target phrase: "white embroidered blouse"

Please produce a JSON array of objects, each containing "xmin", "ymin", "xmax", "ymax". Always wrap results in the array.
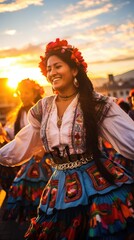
[{"xmin": 0, "ymin": 95, "xmax": 134, "ymax": 166}]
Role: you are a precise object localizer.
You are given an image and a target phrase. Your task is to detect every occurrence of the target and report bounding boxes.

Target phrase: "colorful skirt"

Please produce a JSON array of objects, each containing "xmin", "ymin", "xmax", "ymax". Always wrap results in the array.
[
  {"xmin": 25, "ymin": 155, "xmax": 134, "ymax": 240},
  {"xmin": 114, "ymin": 153, "xmax": 134, "ymax": 174},
  {"xmin": 3, "ymin": 154, "xmax": 53, "ymax": 222}
]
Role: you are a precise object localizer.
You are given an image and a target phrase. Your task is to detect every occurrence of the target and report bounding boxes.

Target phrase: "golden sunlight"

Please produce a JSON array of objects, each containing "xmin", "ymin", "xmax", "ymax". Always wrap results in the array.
[{"xmin": 6, "ymin": 66, "xmax": 48, "ymax": 90}]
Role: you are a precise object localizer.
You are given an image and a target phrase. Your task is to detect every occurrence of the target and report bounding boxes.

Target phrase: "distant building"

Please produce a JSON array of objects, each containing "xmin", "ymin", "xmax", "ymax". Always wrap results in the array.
[
  {"xmin": 95, "ymin": 74, "xmax": 134, "ymax": 101},
  {"xmin": 0, "ymin": 78, "xmax": 19, "ymax": 125}
]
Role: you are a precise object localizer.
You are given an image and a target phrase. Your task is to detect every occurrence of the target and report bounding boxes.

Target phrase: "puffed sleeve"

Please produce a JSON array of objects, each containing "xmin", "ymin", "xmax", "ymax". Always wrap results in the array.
[
  {"xmin": 100, "ymin": 101, "xmax": 134, "ymax": 160},
  {"xmin": 4, "ymin": 125, "xmax": 14, "ymax": 140},
  {"xmin": 0, "ymin": 100, "xmax": 44, "ymax": 167}
]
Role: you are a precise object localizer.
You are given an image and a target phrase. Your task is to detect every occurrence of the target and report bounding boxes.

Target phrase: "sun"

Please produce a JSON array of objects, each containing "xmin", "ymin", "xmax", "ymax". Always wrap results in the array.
[
  {"xmin": 7, "ymin": 77, "xmax": 20, "ymax": 89},
  {"xmin": 6, "ymin": 66, "xmax": 48, "ymax": 90},
  {"xmin": 7, "ymin": 67, "xmax": 26, "ymax": 89}
]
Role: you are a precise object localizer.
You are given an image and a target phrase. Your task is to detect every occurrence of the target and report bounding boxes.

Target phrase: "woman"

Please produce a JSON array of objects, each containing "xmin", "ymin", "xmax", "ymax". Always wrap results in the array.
[
  {"xmin": 1, "ymin": 79, "xmax": 52, "ymax": 223},
  {"xmin": 0, "ymin": 39, "xmax": 134, "ymax": 239}
]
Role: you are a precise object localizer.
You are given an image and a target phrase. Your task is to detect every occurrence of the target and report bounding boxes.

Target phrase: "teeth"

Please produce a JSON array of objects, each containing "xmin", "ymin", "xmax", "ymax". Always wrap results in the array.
[{"xmin": 53, "ymin": 78, "xmax": 60, "ymax": 83}]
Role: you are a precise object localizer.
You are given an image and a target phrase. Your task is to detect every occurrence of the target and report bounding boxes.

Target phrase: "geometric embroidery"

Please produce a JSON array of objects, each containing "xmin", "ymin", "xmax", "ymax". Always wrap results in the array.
[
  {"xmin": 49, "ymin": 180, "xmax": 58, "ymax": 208},
  {"xmin": 105, "ymin": 160, "xmax": 129, "ymax": 183},
  {"xmin": 41, "ymin": 180, "xmax": 58, "ymax": 208},
  {"xmin": 64, "ymin": 172, "xmax": 82, "ymax": 203},
  {"xmin": 86, "ymin": 160, "xmax": 129, "ymax": 191},
  {"xmin": 72, "ymin": 105, "xmax": 86, "ymax": 153},
  {"xmin": 27, "ymin": 163, "xmax": 40, "ymax": 178}
]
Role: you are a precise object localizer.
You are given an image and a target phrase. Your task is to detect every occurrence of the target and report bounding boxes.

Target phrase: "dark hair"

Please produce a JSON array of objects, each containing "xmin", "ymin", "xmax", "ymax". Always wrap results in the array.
[
  {"xmin": 46, "ymin": 49, "xmax": 115, "ymax": 184},
  {"xmin": 118, "ymin": 101, "xmax": 130, "ymax": 114}
]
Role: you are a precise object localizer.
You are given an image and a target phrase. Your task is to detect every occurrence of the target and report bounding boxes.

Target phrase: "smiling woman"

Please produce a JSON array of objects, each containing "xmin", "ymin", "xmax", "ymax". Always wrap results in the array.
[{"xmin": 0, "ymin": 38, "xmax": 134, "ymax": 240}]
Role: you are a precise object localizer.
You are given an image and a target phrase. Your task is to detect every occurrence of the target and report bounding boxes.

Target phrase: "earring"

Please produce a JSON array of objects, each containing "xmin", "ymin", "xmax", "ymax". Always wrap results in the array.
[{"xmin": 73, "ymin": 78, "xmax": 79, "ymax": 88}]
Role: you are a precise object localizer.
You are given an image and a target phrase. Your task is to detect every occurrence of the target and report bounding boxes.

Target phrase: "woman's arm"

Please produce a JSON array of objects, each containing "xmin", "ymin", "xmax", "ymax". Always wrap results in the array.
[
  {"xmin": 0, "ymin": 123, "xmax": 44, "ymax": 167},
  {"xmin": 0, "ymin": 99, "xmax": 45, "ymax": 167},
  {"xmin": 100, "ymin": 101, "xmax": 134, "ymax": 160}
]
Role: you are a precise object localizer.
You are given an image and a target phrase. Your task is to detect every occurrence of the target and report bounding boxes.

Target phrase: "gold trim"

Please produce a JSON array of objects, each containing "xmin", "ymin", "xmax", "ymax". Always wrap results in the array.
[{"xmin": 51, "ymin": 156, "xmax": 93, "ymax": 170}]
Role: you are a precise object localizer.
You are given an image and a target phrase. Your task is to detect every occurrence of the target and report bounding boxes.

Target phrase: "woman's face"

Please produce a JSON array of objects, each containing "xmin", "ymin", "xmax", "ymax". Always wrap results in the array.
[
  {"xmin": 46, "ymin": 55, "xmax": 77, "ymax": 92},
  {"xmin": 19, "ymin": 88, "xmax": 36, "ymax": 106}
]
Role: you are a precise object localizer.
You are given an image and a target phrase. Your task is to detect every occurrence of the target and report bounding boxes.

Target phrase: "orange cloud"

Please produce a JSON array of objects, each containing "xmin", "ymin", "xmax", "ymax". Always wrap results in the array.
[
  {"xmin": 0, "ymin": 0, "xmax": 43, "ymax": 13},
  {"xmin": 90, "ymin": 55, "xmax": 134, "ymax": 64},
  {"xmin": 0, "ymin": 43, "xmax": 43, "ymax": 58}
]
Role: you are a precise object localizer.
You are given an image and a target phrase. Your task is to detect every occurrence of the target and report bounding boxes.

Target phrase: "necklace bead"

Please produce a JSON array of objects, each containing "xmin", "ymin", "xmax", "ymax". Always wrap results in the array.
[
  {"xmin": 57, "ymin": 116, "xmax": 62, "ymax": 128},
  {"xmin": 58, "ymin": 91, "xmax": 77, "ymax": 101}
]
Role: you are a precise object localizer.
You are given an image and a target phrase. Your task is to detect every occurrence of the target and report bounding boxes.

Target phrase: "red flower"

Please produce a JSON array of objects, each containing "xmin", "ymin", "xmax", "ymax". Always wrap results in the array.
[{"xmin": 39, "ymin": 38, "xmax": 88, "ymax": 76}]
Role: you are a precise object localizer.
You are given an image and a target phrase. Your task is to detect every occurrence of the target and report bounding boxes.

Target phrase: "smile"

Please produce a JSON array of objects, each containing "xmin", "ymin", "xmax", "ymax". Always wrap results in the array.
[{"xmin": 52, "ymin": 77, "xmax": 61, "ymax": 83}]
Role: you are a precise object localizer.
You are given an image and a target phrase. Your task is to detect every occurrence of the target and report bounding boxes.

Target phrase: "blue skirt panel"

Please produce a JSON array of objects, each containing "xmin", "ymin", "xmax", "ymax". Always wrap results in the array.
[
  {"xmin": 3, "ymin": 154, "xmax": 53, "ymax": 222},
  {"xmin": 39, "ymin": 156, "xmax": 133, "ymax": 215},
  {"xmin": 13, "ymin": 154, "xmax": 53, "ymax": 183}
]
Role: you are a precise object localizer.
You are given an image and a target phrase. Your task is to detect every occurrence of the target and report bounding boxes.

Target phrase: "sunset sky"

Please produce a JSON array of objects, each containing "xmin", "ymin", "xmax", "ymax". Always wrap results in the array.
[{"xmin": 0, "ymin": 0, "xmax": 134, "ymax": 89}]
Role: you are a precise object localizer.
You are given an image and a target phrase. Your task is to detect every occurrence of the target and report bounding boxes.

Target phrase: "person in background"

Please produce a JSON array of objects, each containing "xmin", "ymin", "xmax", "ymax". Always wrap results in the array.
[
  {"xmin": 0, "ymin": 79, "xmax": 52, "ymax": 223},
  {"xmin": 0, "ymin": 39, "xmax": 134, "ymax": 240},
  {"xmin": 128, "ymin": 89, "xmax": 134, "ymax": 121},
  {"xmin": 102, "ymin": 98, "xmax": 133, "ymax": 173},
  {"xmin": 0, "ymin": 78, "xmax": 45, "ymax": 191},
  {"xmin": 112, "ymin": 98, "xmax": 134, "ymax": 173},
  {"xmin": 117, "ymin": 98, "xmax": 131, "ymax": 114}
]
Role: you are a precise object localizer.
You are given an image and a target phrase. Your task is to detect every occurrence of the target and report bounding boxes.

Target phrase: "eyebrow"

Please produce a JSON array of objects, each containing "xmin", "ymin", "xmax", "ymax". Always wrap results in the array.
[{"xmin": 47, "ymin": 61, "xmax": 62, "ymax": 68}]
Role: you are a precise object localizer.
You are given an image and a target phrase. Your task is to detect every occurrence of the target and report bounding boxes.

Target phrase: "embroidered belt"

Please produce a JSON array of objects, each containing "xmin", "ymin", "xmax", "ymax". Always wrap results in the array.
[
  {"xmin": 49, "ymin": 148, "xmax": 92, "ymax": 163},
  {"xmin": 51, "ymin": 156, "xmax": 93, "ymax": 170}
]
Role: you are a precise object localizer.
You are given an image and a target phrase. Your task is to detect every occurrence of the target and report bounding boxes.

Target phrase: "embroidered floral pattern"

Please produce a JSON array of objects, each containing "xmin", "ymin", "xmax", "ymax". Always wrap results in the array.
[
  {"xmin": 89, "ymin": 191, "xmax": 134, "ymax": 237},
  {"xmin": 86, "ymin": 160, "xmax": 129, "ymax": 191},
  {"xmin": 64, "ymin": 173, "xmax": 82, "ymax": 203},
  {"xmin": 72, "ymin": 104, "xmax": 86, "ymax": 153},
  {"xmin": 40, "ymin": 96, "xmax": 54, "ymax": 152},
  {"xmin": 41, "ymin": 180, "xmax": 58, "ymax": 208},
  {"xmin": 27, "ymin": 163, "xmax": 40, "ymax": 178}
]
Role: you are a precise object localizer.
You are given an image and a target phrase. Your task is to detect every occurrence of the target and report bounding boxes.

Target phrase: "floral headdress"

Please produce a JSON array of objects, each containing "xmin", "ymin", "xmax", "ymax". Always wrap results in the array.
[
  {"xmin": 17, "ymin": 78, "xmax": 44, "ymax": 96},
  {"xmin": 39, "ymin": 38, "xmax": 88, "ymax": 76}
]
